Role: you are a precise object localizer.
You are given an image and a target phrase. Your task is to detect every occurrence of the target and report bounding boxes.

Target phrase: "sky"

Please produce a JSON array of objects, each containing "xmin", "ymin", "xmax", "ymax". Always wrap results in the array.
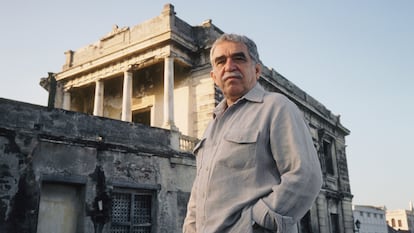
[{"xmin": 1, "ymin": 1, "xmax": 413, "ymax": 210}]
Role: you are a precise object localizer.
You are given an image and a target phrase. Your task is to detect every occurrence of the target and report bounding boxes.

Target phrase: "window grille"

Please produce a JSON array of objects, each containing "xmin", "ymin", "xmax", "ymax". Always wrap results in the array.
[{"xmin": 111, "ymin": 190, "xmax": 153, "ymax": 233}]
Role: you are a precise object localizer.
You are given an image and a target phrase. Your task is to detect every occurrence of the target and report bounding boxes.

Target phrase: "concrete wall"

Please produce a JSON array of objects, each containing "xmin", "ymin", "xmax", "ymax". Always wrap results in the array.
[{"xmin": 0, "ymin": 98, "xmax": 195, "ymax": 233}]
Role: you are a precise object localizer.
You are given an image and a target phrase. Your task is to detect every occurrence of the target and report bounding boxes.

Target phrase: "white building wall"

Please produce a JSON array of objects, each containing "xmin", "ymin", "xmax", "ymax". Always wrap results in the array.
[
  {"xmin": 353, "ymin": 205, "xmax": 388, "ymax": 233},
  {"xmin": 386, "ymin": 209, "xmax": 414, "ymax": 233}
]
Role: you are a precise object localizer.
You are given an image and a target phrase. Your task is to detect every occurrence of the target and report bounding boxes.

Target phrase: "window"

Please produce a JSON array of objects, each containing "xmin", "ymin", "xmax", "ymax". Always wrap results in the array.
[
  {"xmin": 360, "ymin": 211, "xmax": 363, "ymax": 217},
  {"xmin": 398, "ymin": 220, "xmax": 402, "ymax": 227},
  {"xmin": 111, "ymin": 189, "xmax": 153, "ymax": 233},
  {"xmin": 323, "ymin": 140, "xmax": 334, "ymax": 175},
  {"xmin": 392, "ymin": 218, "xmax": 396, "ymax": 227},
  {"xmin": 330, "ymin": 213, "xmax": 340, "ymax": 233},
  {"xmin": 132, "ymin": 109, "xmax": 151, "ymax": 126}
]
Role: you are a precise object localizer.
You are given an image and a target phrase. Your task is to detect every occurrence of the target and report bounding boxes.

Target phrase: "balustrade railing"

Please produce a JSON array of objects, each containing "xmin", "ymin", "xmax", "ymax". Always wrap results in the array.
[{"xmin": 179, "ymin": 134, "xmax": 199, "ymax": 153}]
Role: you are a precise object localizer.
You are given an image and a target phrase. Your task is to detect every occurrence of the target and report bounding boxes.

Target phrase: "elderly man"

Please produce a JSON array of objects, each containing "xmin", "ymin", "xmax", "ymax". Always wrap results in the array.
[{"xmin": 183, "ymin": 33, "xmax": 322, "ymax": 233}]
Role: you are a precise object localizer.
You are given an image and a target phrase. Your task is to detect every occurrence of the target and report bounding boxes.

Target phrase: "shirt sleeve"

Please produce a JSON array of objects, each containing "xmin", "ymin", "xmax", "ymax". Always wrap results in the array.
[
  {"xmin": 183, "ymin": 180, "xmax": 197, "ymax": 233},
  {"xmin": 183, "ymin": 137, "xmax": 206, "ymax": 233},
  {"xmin": 251, "ymin": 97, "xmax": 323, "ymax": 233}
]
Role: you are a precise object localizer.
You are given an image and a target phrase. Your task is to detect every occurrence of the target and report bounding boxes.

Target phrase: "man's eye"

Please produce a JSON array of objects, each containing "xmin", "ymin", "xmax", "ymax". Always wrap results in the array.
[
  {"xmin": 234, "ymin": 55, "xmax": 246, "ymax": 61},
  {"xmin": 215, "ymin": 59, "xmax": 225, "ymax": 65}
]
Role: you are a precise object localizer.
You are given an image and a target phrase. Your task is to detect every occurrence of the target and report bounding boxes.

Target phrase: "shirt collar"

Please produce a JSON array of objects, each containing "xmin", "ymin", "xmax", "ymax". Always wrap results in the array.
[
  {"xmin": 213, "ymin": 83, "xmax": 265, "ymax": 117},
  {"xmin": 243, "ymin": 83, "xmax": 265, "ymax": 103}
]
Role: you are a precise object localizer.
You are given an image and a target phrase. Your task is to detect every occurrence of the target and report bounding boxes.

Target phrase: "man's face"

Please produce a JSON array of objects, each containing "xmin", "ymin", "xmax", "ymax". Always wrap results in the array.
[{"xmin": 210, "ymin": 41, "xmax": 261, "ymax": 105}]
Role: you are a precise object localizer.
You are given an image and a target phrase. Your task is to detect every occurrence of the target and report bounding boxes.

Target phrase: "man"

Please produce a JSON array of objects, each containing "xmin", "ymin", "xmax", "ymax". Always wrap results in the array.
[{"xmin": 183, "ymin": 34, "xmax": 323, "ymax": 233}]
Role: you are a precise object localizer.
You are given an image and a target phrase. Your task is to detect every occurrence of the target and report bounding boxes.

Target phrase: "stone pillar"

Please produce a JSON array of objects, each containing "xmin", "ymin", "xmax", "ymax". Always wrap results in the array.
[
  {"xmin": 93, "ymin": 80, "xmax": 104, "ymax": 116},
  {"xmin": 121, "ymin": 71, "xmax": 132, "ymax": 121},
  {"xmin": 316, "ymin": 195, "xmax": 327, "ymax": 233},
  {"xmin": 46, "ymin": 72, "xmax": 56, "ymax": 108},
  {"xmin": 62, "ymin": 91, "xmax": 71, "ymax": 110},
  {"xmin": 54, "ymin": 83, "xmax": 64, "ymax": 109},
  {"xmin": 163, "ymin": 56, "xmax": 177, "ymax": 130}
]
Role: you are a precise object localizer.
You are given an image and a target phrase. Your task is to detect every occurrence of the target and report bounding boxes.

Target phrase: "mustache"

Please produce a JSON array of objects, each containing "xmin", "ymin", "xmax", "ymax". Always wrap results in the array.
[{"xmin": 222, "ymin": 72, "xmax": 243, "ymax": 81}]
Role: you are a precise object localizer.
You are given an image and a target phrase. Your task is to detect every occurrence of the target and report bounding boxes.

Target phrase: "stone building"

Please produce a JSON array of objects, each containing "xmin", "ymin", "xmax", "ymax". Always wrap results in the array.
[
  {"xmin": 0, "ymin": 3, "xmax": 354, "ymax": 233},
  {"xmin": 0, "ymin": 98, "xmax": 195, "ymax": 233},
  {"xmin": 386, "ymin": 204, "xmax": 414, "ymax": 233},
  {"xmin": 352, "ymin": 205, "xmax": 388, "ymax": 233}
]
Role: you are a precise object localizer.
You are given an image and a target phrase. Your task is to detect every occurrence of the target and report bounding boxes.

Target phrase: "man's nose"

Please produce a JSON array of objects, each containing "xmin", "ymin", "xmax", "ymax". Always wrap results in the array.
[{"xmin": 224, "ymin": 58, "xmax": 236, "ymax": 71}]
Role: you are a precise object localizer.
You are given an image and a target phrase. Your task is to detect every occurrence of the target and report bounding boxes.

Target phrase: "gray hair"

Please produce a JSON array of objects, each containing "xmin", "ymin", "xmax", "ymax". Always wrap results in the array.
[{"xmin": 210, "ymin": 33, "xmax": 262, "ymax": 65}]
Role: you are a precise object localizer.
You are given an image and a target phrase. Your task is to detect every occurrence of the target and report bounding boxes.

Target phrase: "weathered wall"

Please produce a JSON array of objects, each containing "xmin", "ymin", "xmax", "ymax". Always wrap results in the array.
[{"xmin": 0, "ymin": 98, "xmax": 195, "ymax": 233}]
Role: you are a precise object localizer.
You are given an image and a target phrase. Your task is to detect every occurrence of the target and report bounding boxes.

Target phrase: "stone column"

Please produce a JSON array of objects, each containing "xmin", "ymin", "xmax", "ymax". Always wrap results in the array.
[
  {"xmin": 163, "ymin": 56, "xmax": 177, "ymax": 130},
  {"xmin": 54, "ymin": 83, "xmax": 64, "ymax": 109},
  {"xmin": 93, "ymin": 79, "xmax": 104, "ymax": 116},
  {"xmin": 121, "ymin": 70, "xmax": 132, "ymax": 121},
  {"xmin": 62, "ymin": 90, "xmax": 71, "ymax": 110}
]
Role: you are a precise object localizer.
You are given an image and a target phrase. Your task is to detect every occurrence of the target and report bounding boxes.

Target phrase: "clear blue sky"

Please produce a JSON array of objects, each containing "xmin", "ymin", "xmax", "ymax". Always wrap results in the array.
[{"xmin": 1, "ymin": 1, "xmax": 413, "ymax": 210}]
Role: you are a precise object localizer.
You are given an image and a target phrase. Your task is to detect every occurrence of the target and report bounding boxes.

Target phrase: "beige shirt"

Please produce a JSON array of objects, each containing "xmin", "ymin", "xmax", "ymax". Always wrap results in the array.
[{"xmin": 183, "ymin": 84, "xmax": 322, "ymax": 233}]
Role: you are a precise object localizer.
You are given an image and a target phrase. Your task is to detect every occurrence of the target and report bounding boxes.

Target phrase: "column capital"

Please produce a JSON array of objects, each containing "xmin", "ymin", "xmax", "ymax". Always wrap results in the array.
[
  {"xmin": 164, "ymin": 54, "xmax": 177, "ymax": 59},
  {"xmin": 63, "ymin": 85, "xmax": 73, "ymax": 92},
  {"xmin": 126, "ymin": 64, "xmax": 137, "ymax": 72}
]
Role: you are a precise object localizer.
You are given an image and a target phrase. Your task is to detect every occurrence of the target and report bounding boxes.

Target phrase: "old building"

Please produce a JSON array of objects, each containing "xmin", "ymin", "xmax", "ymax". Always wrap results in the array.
[
  {"xmin": 386, "ymin": 203, "xmax": 414, "ymax": 233},
  {"xmin": 352, "ymin": 205, "xmax": 388, "ymax": 233},
  {"xmin": 0, "ymin": 98, "xmax": 195, "ymax": 233},
  {"xmin": 1, "ymin": 3, "xmax": 354, "ymax": 233}
]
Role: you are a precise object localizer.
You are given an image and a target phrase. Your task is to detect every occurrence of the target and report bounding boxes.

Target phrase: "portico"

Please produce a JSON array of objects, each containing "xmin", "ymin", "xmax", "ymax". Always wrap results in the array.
[{"xmin": 56, "ymin": 54, "xmax": 182, "ymax": 132}]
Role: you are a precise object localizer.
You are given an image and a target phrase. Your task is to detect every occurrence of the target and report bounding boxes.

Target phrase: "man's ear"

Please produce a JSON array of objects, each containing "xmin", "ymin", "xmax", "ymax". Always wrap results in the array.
[
  {"xmin": 210, "ymin": 70, "xmax": 218, "ymax": 85},
  {"xmin": 255, "ymin": 63, "xmax": 262, "ymax": 80}
]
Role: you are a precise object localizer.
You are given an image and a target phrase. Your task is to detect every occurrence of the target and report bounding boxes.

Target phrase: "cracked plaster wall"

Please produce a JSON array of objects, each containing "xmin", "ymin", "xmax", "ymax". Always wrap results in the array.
[{"xmin": 0, "ymin": 98, "xmax": 195, "ymax": 233}]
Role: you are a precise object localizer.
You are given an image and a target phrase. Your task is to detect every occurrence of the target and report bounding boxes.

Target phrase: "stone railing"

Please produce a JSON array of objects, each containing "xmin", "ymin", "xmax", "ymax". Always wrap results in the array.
[{"xmin": 179, "ymin": 134, "xmax": 199, "ymax": 153}]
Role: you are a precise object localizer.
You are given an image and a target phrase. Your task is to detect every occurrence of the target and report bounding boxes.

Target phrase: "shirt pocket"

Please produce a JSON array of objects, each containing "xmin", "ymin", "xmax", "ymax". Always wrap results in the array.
[{"xmin": 220, "ymin": 128, "xmax": 259, "ymax": 169}]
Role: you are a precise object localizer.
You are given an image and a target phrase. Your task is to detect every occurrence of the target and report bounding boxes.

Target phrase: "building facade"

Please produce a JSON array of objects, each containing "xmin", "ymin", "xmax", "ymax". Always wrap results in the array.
[
  {"xmin": 0, "ymin": 98, "xmax": 195, "ymax": 233},
  {"xmin": 352, "ymin": 205, "xmax": 388, "ymax": 233},
  {"xmin": 387, "ymin": 206, "xmax": 414, "ymax": 233},
  {"xmin": 0, "ymin": 3, "xmax": 354, "ymax": 233}
]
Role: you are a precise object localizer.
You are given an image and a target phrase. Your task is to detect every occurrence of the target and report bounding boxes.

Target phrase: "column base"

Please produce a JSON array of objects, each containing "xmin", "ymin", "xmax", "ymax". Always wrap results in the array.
[{"xmin": 163, "ymin": 122, "xmax": 179, "ymax": 132}]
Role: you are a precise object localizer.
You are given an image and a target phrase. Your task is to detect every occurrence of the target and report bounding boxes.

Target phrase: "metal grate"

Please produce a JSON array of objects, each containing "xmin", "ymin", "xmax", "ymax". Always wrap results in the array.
[
  {"xmin": 132, "ymin": 226, "xmax": 151, "ymax": 233},
  {"xmin": 112, "ymin": 192, "xmax": 131, "ymax": 224},
  {"xmin": 111, "ymin": 225, "xmax": 130, "ymax": 233},
  {"xmin": 133, "ymin": 194, "xmax": 151, "ymax": 224},
  {"xmin": 111, "ymin": 191, "xmax": 153, "ymax": 233}
]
